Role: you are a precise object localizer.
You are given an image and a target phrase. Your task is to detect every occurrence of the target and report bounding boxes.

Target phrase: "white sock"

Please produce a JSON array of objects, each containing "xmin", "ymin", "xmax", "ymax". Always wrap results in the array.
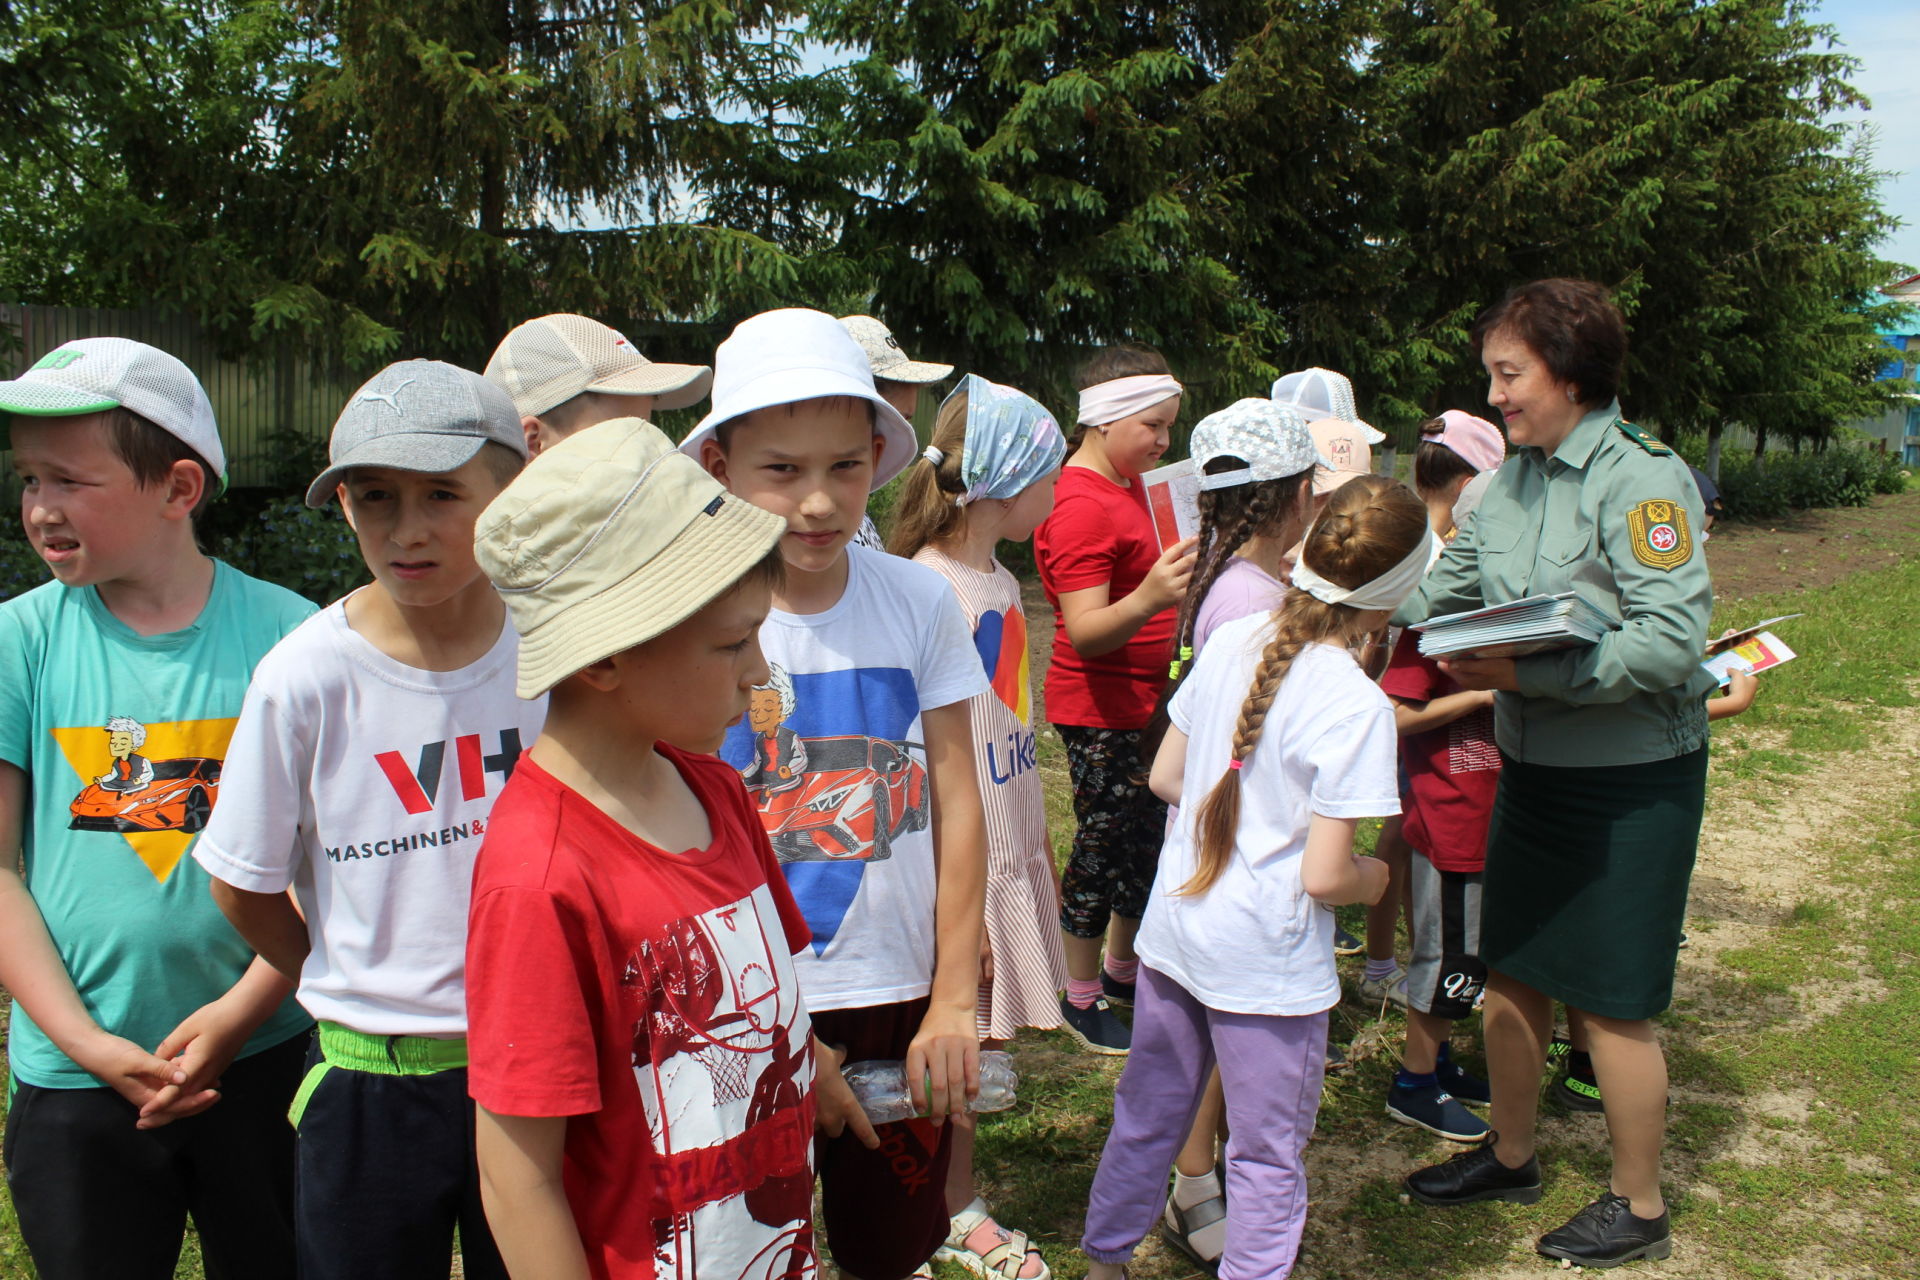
[{"xmin": 1171, "ymin": 1168, "xmax": 1221, "ymax": 1211}]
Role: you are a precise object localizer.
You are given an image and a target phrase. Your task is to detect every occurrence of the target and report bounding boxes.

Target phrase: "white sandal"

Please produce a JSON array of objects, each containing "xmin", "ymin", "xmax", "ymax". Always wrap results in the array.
[{"xmin": 936, "ymin": 1197, "xmax": 1050, "ymax": 1280}]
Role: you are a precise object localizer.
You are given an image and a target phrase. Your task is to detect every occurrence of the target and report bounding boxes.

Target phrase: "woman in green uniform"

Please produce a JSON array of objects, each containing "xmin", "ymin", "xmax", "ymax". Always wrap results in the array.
[{"xmin": 1394, "ymin": 279, "xmax": 1715, "ymax": 1268}]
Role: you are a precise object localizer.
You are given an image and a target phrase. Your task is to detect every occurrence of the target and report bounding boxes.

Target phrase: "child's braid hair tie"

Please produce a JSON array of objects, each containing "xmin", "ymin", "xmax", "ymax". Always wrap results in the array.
[{"xmin": 1168, "ymin": 644, "xmax": 1194, "ymax": 680}]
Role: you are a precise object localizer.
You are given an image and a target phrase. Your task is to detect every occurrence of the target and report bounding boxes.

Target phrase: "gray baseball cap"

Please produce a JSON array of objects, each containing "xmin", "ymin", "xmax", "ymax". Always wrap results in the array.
[{"xmin": 306, "ymin": 360, "xmax": 528, "ymax": 507}]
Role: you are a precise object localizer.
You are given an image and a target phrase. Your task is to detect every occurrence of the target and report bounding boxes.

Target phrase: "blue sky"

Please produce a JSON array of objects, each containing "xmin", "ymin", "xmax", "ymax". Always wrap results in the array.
[{"xmin": 1821, "ymin": 0, "xmax": 1920, "ymax": 273}]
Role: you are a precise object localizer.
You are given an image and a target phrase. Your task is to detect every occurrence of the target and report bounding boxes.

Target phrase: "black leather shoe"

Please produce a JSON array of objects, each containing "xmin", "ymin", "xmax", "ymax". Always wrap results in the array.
[
  {"xmin": 1404, "ymin": 1137, "xmax": 1542, "ymax": 1206},
  {"xmin": 1536, "ymin": 1193, "xmax": 1672, "ymax": 1267}
]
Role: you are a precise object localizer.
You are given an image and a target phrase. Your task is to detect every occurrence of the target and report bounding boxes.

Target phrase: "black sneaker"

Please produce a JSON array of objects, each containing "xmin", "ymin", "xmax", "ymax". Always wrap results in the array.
[
  {"xmin": 1060, "ymin": 995, "xmax": 1131, "ymax": 1055},
  {"xmin": 1404, "ymin": 1137, "xmax": 1541, "ymax": 1206},
  {"xmin": 1386, "ymin": 1083, "xmax": 1491, "ymax": 1143},
  {"xmin": 1101, "ymin": 970, "xmax": 1136, "ymax": 1006},
  {"xmin": 1536, "ymin": 1193, "xmax": 1672, "ymax": 1268},
  {"xmin": 1555, "ymin": 1069, "xmax": 1605, "ymax": 1112},
  {"xmin": 1333, "ymin": 926, "xmax": 1365, "ymax": 956},
  {"xmin": 1326, "ymin": 1037, "xmax": 1350, "ymax": 1074},
  {"xmin": 1436, "ymin": 1057, "xmax": 1491, "ymax": 1106},
  {"xmin": 1545, "ymin": 1035, "xmax": 1573, "ymax": 1065}
]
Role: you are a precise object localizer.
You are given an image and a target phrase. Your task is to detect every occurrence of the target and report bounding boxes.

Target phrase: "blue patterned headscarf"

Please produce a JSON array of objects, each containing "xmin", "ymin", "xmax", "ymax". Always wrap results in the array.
[{"xmin": 940, "ymin": 374, "xmax": 1066, "ymax": 506}]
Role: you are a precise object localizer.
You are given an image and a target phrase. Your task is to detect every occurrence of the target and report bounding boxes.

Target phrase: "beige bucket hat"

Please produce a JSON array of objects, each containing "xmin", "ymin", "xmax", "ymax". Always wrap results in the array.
[{"xmin": 475, "ymin": 417, "xmax": 786, "ymax": 698}]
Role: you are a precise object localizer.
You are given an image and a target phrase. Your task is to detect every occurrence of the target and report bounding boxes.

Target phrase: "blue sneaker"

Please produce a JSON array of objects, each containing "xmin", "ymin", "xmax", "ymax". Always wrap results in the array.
[
  {"xmin": 1386, "ymin": 1082, "xmax": 1492, "ymax": 1143},
  {"xmin": 1101, "ymin": 969, "xmax": 1136, "ymax": 1007},
  {"xmin": 1060, "ymin": 996, "xmax": 1131, "ymax": 1055},
  {"xmin": 1437, "ymin": 1057, "xmax": 1491, "ymax": 1106}
]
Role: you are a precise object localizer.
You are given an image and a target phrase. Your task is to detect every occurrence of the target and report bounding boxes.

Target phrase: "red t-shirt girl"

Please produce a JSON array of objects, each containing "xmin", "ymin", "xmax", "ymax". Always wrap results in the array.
[{"xmin": 1031, "ymin": 345, "xmax": 1196, "ymax": 1054}]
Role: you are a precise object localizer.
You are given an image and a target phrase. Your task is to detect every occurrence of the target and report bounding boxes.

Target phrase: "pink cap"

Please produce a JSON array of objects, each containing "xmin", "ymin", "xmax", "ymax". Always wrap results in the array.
[{"xmin": 1429, "ymin": 410, "xmax": 1506, "ymax": 473}]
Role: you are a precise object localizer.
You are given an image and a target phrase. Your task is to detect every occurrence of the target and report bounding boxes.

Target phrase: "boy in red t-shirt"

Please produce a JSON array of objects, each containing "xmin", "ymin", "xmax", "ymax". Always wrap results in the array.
[
  {"xmin": 465, "ymin": 418, "xmax": 818, "ymax": 1280},
  {"xmin": 1378, "ymin": 629, "xmax": 1500, "ymax": 1144}
]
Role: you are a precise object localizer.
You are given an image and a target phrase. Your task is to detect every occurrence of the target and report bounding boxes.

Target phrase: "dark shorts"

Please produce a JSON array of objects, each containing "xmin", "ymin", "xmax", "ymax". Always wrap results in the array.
[
  {"xmin": 1407, "ymin": 854, "xmax": 1485, "ymax": 1019},
  {"xmin": 1482, "ymin": 747, "xmax": 1708, "ymax": 1020},
  {"xmin": 4, "ymin": 1028, "xmax": 306, "ymax": 1280},
  {"xmin": 1055, "ymin": 724, "xmax": 1167, "ymax": 938},
  {"xmin": 292, "ymin": 1038, "xmax": 505, "ymax": 1280},
  {"xmin": 812, "ymin": 997, "xmax": 956, "ymax": 1280}
]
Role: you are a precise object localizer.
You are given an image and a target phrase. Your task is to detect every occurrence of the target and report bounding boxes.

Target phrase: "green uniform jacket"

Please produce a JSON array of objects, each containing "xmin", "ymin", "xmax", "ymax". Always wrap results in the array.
[{"xmin": 1393, "ymin": 401, "xmax": 1716, "ymax": 767}]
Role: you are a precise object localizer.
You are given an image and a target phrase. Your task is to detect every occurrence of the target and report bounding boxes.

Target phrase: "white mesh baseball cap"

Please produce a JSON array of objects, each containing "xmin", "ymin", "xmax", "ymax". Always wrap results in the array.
[
  {"xmin": 485, "ymin": 314, "xmax": 712, "ymax": 418},
  {"xmin": 306, "ymin": 360, "xmax": 528, "ymax": 507},
  {"xmin": 682, "ymin": 309, "xmax": 919, "ymax": 490},
  {"xmin": 1270, "ymin": 367, "xmax": 1386, "ymax": 445},
  {"xmin": 0, "ymin": 338, "xmax": 226, "ymax": 488},
  {"xmin": 840, "ymin": 315, "xmax": 954, "ymax": 384}
]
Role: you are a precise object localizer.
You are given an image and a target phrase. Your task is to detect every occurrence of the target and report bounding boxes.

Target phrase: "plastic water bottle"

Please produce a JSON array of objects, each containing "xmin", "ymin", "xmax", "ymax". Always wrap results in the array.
[{"xmin": 840, "ymin": 1050, "xmax": 1019, "ymax": 1124}]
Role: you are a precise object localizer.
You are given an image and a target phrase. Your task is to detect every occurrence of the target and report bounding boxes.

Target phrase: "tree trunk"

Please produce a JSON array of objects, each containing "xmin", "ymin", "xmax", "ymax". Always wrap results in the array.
[
  {"xmin": 1705, "ymin": 421, "xmax": 1723, "ymax": 482},
  {"xmin": 1754, "ymin": 425, "xmax": 1768, "ymax": 458}
]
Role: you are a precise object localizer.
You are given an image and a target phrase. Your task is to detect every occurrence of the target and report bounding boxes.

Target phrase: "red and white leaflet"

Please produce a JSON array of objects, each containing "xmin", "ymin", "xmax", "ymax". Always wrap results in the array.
[{"xmin": 1141, "ymin": 459, "xmax": 1199, "ymax": 550}]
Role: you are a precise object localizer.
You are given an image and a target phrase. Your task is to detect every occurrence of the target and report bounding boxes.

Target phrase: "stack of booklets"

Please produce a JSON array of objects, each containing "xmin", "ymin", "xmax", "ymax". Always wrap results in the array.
[{"xmin": 1411, "ymin": 591, "xmax": 1617, "ymax": 659}]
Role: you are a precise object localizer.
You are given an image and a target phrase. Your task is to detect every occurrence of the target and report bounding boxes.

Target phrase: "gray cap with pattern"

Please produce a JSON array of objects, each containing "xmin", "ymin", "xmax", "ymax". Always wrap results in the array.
[{"xmin": 306, "ymin": 360, "xmax": 528, "ymax": 507}]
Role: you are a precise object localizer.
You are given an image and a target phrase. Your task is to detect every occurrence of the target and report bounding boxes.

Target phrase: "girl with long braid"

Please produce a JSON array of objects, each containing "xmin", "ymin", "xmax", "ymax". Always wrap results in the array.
[
  {"xmin": 1080, "ymin": 476, "xmax": 1436, "ymax": 1280},
  {"xmin": 1138, "ymin": 399, "xmax": 1320, "ymax": 1270}
]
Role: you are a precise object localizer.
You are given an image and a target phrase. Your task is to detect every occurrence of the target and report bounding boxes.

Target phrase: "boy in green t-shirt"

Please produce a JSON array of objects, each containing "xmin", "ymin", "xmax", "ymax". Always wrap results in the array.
[{"xmin": 0, "ymin": 338, "xmax": 315, "ymax": 1280}]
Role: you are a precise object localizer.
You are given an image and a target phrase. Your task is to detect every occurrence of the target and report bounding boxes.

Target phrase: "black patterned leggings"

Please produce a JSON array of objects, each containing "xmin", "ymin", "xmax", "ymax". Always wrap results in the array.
[{"xmin": 1056, "ymin": 723, "xmax": 1168, "ymax": 939}]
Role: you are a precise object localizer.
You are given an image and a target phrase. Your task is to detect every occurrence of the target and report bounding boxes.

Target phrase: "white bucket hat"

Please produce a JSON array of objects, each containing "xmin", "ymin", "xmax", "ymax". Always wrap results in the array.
[
  {"xmin": 475, "ymin": 418, "xmax": 787, "ymax": 698},
  {"xmin": 0, "ymin": 338, "xmax": 227, "ymax": 490},
  {"xmin": 840, "ymin": 315, "xmax": 955, "ymax": 384},
  {"xmin": 485, "ymin": 314, "xmax": 712, "ymax": 418},
  {"xmin": 1271, "ymin": 367, "xmax": 1385, "ymax": 445},
  {"xmin": 681, "ymin": 308, "xmax": 919, "ymax": 489}
]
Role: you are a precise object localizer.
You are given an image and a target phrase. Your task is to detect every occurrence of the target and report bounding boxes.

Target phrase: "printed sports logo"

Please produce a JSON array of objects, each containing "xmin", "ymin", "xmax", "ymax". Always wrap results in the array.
[{"xmin": 374, "ymin": 729, "xmax": 525, "ymax": 815}]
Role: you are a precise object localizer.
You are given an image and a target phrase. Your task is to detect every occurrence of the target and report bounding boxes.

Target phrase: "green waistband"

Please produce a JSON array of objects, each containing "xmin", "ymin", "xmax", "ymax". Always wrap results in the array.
[{"xmin": 316, "ymin": 1021, "xmax": 468, "ymax": 1075}]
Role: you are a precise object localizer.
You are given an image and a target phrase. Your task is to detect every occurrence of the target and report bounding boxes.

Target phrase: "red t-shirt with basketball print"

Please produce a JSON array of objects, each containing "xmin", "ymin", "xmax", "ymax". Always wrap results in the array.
[
  {"xmin": 1379, "ymin": 631, "xmax": 1501, "ymax": 874},
  {"xmin": 467, "ymin": 748, "xmax": 818, "ymax": 1280}
]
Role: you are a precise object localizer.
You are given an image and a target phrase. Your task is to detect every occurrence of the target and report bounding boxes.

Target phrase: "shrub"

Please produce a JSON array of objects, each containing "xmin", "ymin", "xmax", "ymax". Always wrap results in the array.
[
  {"xmin": 218, "ymin": 497, "xmax": 368, "ymax": 605},
  {"xmin": 0, "ymin": 530, "xmax": 48, "ymax": 603},
  {"xmin": 1715, "ymin": 444, "xmax": 1904, "ymax": 520}
]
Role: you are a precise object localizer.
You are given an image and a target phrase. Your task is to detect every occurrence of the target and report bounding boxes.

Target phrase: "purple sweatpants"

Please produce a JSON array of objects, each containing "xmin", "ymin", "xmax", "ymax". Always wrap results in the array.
[{"xmin": 1082, "ymin": 966, "xmax": 1329, "ymax": 1280}]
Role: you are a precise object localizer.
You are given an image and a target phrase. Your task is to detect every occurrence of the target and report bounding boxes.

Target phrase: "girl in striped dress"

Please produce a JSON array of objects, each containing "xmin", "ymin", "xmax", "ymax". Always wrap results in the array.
[{"xmin": 889, "ymin": 374, "xmax": 1068, "ymax": 1280}]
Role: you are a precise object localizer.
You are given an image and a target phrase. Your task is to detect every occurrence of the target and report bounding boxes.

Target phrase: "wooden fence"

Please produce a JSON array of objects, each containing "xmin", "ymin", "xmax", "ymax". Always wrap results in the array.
[{"xmin": 1, "ymin": 304, "xmax": 358, "ymax": 489}]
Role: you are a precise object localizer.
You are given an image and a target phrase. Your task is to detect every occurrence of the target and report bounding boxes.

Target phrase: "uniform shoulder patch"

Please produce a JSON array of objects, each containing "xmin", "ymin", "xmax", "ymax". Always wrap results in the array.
[
  {"xmin": 1625, "ymin": 498, "xmax": 1692, "ymax": 570},
  {"xmin": 1614, "ymin": 419, "xmax": 1673, "ymax": 456}
]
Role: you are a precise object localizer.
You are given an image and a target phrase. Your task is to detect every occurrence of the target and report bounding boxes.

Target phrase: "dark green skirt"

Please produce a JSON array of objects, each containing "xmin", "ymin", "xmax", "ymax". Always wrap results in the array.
[{"xmin": 1481, "ymin": 747, "xmax": 1707, "ymax": 1020}]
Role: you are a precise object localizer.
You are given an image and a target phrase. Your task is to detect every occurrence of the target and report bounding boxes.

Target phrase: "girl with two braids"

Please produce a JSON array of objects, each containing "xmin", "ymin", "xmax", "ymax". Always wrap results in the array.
[{"xmin": 1081, "ymin": 476, "xmax": 1437, "ymax": 1280}]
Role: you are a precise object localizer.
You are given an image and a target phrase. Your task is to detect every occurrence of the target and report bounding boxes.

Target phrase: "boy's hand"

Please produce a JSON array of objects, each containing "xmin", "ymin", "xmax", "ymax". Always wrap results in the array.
[
  {"xmin": 136, "ymin": 999, "xmax": 253, "ymax": 1129},
  {"xmin": 68, "ymin": 1028, "xmax": 191, "ymax": 1115},
  {"xmin": 906, "ymin": 1003, "xmax": 979, "ymax": 1124},
  {"xmin": 812, "ymin": 1040, "xmax": 880, "ymax": 1149}
]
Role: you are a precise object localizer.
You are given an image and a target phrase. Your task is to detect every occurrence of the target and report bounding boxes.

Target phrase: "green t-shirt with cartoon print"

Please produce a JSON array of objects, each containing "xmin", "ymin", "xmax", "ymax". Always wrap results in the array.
[{"xmin": 0, "ymin": 561, "xmax": 316, "ymax": 1089}]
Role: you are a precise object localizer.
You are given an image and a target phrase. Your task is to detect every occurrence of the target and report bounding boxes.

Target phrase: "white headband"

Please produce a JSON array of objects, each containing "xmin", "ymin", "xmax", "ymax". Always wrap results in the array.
[
  {"xmin": 1290, "ymin": 529, "xmax": 1444, "ymax": 611},
  {"xmin": 1077, "ymin": 374, "xmax": 1183, "ymax": 427}
]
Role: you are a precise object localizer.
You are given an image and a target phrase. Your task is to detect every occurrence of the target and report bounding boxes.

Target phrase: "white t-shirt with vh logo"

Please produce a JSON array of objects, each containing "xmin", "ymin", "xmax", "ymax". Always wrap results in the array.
[{"xmin": 195, "ymin": 600, "xmax": 547, "ymax": 1036}]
